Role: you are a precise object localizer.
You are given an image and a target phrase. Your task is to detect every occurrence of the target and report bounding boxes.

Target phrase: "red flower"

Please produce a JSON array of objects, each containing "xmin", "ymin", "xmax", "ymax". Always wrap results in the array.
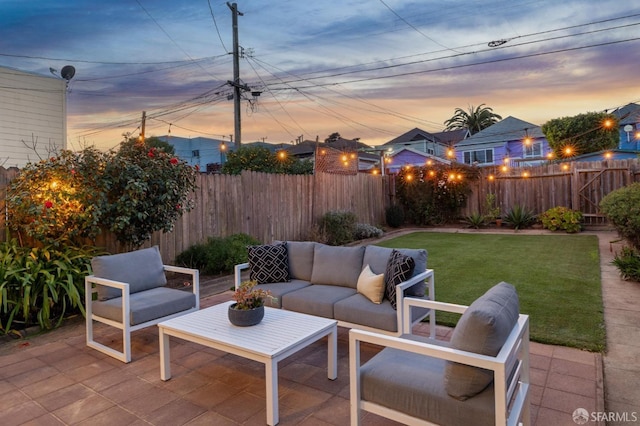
[
  {"xmin": 176, "ymin": 203, "xmax": 181, "ymax": 210},
  {"xmin": 44, "ymin": 200, "xmax": 53, "ymax": 209},
  {"xmin": 170, "ymin": 157, "xmax": 178, "ymax": 165},
  {"xmin": 147, "ymin": 150, "xmax": 155, "ymax": 158},
  {"xmin": 194, "ymin": 164, "xmax": 200, "ymax": 171}
]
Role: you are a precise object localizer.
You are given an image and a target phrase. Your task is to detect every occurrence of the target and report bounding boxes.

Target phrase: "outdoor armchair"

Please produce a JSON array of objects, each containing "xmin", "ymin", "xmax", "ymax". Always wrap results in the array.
[
  {"xmin": 349, "ymin": 282, "xmax": 530, "ymax": 426},
  {"xmin": 85, "ymin": 246, "xmax": 200, "ymax": 363}
]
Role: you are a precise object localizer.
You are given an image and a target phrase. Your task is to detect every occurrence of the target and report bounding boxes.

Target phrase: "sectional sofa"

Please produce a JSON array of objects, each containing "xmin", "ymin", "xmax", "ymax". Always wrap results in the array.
[{"xmin": 234, "ymin": 241, "xmax": 434, "ymax": 336}]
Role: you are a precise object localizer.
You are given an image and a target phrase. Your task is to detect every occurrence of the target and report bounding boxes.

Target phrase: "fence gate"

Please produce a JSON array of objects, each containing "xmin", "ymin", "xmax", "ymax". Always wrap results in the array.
[{"xmin": 572, "ymin": 167, "xmax": 633, "ymax": 225}]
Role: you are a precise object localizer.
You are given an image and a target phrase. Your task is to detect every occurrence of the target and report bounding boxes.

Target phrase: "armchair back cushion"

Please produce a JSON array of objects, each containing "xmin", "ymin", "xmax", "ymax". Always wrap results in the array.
[
  {"xmin": 445, "ymin": 282, "xmax": 520, "ymax": 400},
  {"xmin": 92, "ymin": 246, "xmax": 167, "ymax": 301},
  {"xmin": 363, "ymin": 245, "xmax": 427, "ymax": 296},
  {"xmin": 310, "ymin": 244, "xmax": 365, "ymax": 288}
]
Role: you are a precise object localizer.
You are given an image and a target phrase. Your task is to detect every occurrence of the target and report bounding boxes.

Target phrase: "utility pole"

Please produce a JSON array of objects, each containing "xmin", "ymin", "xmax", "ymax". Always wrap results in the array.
[
  {"xmin": 227, "ymin": 2, "xmax": 244, "ymax": 150},
  {"xmin": 140, "ymin": 110, "xmax": 146, "ymax": 142}
]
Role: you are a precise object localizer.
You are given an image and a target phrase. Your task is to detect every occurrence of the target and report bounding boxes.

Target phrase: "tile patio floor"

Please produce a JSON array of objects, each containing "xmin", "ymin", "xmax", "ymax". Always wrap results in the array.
[{"xmin": 0, "ymin": 229, "xmax": 633, "ymax": 426}]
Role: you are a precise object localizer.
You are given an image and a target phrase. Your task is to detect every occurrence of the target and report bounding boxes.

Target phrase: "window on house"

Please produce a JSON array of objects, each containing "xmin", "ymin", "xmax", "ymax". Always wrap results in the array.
[
  {"xmin": 524, "ymin": 141, "xmax": 542, "ymax": 158},
  {"xmin": 192, "ymin": 150, "xmax": 200, "ymax": 157},
  {"xmin": 463, "ymin": 149, "xmax": 493, "ymax": 165}
]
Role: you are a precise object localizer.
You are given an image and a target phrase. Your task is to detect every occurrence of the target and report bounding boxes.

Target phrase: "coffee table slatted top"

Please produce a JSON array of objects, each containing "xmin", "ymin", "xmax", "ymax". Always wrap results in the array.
[{"xmin": 158, "ymin": 301, "xmax": 337, "ymax": 358}]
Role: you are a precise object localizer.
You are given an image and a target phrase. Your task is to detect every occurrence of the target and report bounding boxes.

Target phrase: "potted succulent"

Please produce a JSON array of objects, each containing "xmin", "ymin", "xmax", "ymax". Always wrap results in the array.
[{"xmin": 228, "ymin": 280, "xmax": 276, "ymax": 326}]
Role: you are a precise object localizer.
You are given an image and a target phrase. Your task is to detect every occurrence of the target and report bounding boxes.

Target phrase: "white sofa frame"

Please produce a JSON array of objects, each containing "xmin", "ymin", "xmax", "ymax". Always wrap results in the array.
[
  {"xmin": 349, "ymin": 297, "xmax": 531, "ymax": 426},
  {"xmin": 85, "ymin": 265, "xmax": 200, "ymax": 363},
  {"xmin": 235, "ymin": 262, "xmax": 436, "ymax": 338}
]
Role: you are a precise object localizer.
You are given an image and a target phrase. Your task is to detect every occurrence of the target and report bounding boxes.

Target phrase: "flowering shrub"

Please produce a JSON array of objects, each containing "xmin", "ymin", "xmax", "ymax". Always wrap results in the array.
[
  {"xmin": 100, "ymin": 139, "xmax": 197, "ymax": 248},
  {"xmin": 7, "ymin": 148, "xmax": 107, "ymax": 246},
  {"xmin": 540, "ymin": 206, "xmax": 582, "ymax": 233},
  {"xmin": 353, "ymin": 223, "xmax": 384, "ymax": 240},
  {"xmin": 7, "ymin": 139, "xmax": 197, "ymax": 248}
]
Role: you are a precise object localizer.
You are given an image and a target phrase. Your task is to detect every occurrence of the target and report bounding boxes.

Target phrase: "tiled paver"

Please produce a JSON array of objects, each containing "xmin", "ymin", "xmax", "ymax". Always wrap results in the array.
[{"xmin": 0, "ymin": 229, "xmax": 632, "ymax": 425}]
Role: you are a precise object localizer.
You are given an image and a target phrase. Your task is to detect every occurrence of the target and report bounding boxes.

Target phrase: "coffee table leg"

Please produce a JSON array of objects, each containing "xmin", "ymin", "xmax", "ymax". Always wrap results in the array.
[
  {"xmin": 265, "ymin": 360, "xmax": 278, "ymax": 425},
  {"xmin": 159, "ymin": 328, "xmax": 171, "ymax": 381},
  {"xmin": 328, "ymin": 327, "xmax": 337, "ymax": 380}
]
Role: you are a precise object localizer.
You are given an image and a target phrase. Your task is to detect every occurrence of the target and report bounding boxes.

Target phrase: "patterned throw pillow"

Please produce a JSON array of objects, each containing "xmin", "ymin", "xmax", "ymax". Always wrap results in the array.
[
  {"xmin": 384, "ymin": 249, "xmax": 415, "ymax": 309},
  {"xmin": 248, "ymin": 243, "xmax": 290, "ymax": 284}
]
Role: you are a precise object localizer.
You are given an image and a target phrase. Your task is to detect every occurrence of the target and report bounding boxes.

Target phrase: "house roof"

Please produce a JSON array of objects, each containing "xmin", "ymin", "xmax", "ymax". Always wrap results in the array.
[
  {"xmin": 455, "ymin": 116, "xmax": 543, "ymax": 148},
  {"xmin": 382, "ymin": 128, "xmax": 467, "ymax": 146},
  {"xmin": 612, "ymin": 103, "xmax": 640, "ymax": 126}
]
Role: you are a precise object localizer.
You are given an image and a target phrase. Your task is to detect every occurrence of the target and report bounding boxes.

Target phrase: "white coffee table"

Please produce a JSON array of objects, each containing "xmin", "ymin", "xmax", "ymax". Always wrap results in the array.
[{"xmin": 158, "ymin": 301, "xmax": 338, "ymax": 425}]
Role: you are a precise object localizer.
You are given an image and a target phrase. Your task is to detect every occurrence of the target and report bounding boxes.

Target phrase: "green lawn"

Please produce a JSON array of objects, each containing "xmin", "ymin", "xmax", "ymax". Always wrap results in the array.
[{"xmin": 378, "ymin": 232, "xmax": 605, "ymax": 352}]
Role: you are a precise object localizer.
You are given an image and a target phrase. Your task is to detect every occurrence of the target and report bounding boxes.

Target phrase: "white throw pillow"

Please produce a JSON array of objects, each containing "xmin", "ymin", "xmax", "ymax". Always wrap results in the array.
[{"xmin": 357, "ymin": 264, "xmax": 385, "ymax": 304}]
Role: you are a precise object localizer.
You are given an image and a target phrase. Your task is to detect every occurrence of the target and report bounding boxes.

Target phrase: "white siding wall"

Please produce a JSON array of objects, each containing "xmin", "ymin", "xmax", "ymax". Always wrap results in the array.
[{"xmin": 0, "ymin": 66, "xmax": 67, "ymax": 168}]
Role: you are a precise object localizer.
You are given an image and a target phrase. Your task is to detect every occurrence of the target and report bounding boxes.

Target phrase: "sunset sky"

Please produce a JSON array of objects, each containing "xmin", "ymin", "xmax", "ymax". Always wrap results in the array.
[{"xmin": 2, "ymin": 0, "xmax": 639, "ymax": 151}]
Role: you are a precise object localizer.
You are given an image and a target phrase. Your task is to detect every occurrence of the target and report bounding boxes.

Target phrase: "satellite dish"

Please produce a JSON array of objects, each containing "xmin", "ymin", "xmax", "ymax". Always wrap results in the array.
[
  {"xmin": 60, "ymin": 65, "xmax": 75, "ymax": 81},
  {"xmin": 624, "ymin": 124, "xmax": 633, "ymax": 132}
]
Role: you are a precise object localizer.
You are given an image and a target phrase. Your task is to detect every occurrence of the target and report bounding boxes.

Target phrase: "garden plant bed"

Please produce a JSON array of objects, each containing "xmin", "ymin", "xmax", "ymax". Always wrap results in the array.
[{"xmin": 378, "ymin": 231, "xmax": 604, "ymax": 351}]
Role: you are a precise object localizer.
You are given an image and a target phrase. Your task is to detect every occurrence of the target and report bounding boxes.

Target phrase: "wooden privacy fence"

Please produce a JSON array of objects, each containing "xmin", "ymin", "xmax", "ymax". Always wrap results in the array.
[
  {"xmin": 461, "ymin": 158, "xmax": 640, "ymax": 224},
  {"xmin": 37, "ymin": 170, "xmax": 390, "ymax": 262}
]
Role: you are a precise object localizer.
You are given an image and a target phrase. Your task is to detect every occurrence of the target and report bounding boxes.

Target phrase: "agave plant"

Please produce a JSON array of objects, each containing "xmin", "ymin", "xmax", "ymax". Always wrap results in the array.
[{"xmin": 502, "ymin": 205, "xmax": 537, "ymax": 230}]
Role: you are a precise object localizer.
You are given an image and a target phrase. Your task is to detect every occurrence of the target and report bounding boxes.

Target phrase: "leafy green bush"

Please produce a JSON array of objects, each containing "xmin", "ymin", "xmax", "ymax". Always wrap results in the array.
[
  {"xmin": 540, "ymin": 206, "xmax": 583, "ymax": 233},
  {"xmin": 175, "ymin": 233, "xmax": 261, "ymax": 275},
  {"xmin": 353, "ymin": 223, "xmax": 383, "ymax": 240},
  {"xmin": 0, "ymin": 240, "xmax": 98, "ymax": 334},
  {"xmin": 319, "ymin": 210, "xmax": 358, "ymax": 245},
  {"xmin": 385, "ymin": 204, "xmax": 405, "ymax": 228},
  {"xmin": 612, "ymin": 247, "xmax": 640, "ymax": 282},
  {"xmin": 600, "ymin": 183, "xmax": 640, "ymax": 251},
  {"xmin": 502, "ymin": 205, "xmax": 537, "ymax": 230}
]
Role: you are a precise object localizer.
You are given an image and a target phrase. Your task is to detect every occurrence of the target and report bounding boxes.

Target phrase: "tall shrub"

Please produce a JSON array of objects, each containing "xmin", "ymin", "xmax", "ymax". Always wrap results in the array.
[
  {"xmin": 395, "ymin": 164, "xmax": 478, "ymax": 225},
  {"xmin": 600, "ymin": 183, "xmax": 640, "ymax": 250}
]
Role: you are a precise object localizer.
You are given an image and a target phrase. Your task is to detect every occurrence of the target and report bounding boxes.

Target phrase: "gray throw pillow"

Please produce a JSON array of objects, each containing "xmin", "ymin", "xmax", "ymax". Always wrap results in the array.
[
  {"xmin": 444, "ymin": 282, "xmax": 520, "ymax": 400},
  {"xmin": 384, "ymin": 250, "xmax": 415, "ymax": 309},
  {"xmin": 248, "ymin": 242, "xmax": 290, "ymax": 284},
  {"xmin": 91, "ymin": 246, "xmax": 167, "ymax": 301}
]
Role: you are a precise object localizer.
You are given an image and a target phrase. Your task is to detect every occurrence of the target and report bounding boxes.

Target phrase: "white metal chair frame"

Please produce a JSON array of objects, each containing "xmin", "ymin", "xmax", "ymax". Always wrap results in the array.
[
  {"xmin": 349, "ymin": 297, "xmax": 531, "ymax": 426},
  {"xmin": 85, "ymin": 265, "xmax": 200, "ymax": 363}
]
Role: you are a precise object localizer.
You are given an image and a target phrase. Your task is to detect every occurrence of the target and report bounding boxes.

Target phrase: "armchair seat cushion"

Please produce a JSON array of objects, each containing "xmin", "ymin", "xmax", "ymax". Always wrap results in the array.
[
  {"xmin": 91, "ymin": 287, "xmax": 196, "ymax": 326},
  {"xmin": 91, "ymin": 246, "xmax": 167, "ymax": 301},
  {"xmin": 361, "ymin": 347, "xmax": 496, "ymax": 426}
]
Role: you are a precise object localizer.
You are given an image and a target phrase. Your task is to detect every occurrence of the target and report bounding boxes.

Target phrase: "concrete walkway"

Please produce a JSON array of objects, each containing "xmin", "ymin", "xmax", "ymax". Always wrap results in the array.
[{"xmin": 599, "ymin": 233, "xmax": 640, "ymax": 425}]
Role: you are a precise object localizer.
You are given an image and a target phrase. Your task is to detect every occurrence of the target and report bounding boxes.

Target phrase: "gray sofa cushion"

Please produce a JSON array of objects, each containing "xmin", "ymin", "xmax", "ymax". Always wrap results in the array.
[
  {"xmin": 91, "ymin": 287, "xmax": 196, "ymax": 326},
  {"xmin": 91, "ymin": 246, "xmax": 167, "ymax": 301},
  {"xmin": 248, "ymin": 242, "xmax": 290, "ymax": 284},
  {"xmin": 363, "ymin": 246, "xmax": 428, "ymax": 296},
  {"xmin": 285, "ymin": 241, "xmax": 316, "ymax": 281},
  {"xmin": 281, "ymin": 284, "xmax": 356, "ymax": 318},
  {"xmin": 361, "ymin": 347, "xmax": 496, "ymax": 426},
  {"xmin": 310, "ymin": 244, "xmax": 365, "ymax": 288},
  {"xmin": 445, "ymin": 282, "xmax": 520, "ymax": 400},
  {"xmin": 334, "ymin": 293, "xmax": 397, "ymax": 332},
  {"xmin": 254, "ymin": 280, "xmax": 311, "ymax": 308}
]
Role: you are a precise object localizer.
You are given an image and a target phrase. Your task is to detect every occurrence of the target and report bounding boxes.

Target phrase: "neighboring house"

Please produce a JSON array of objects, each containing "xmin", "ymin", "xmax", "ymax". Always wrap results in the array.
[
  {"xmin": 611, "ymin": 102, "xmax": 640, "ymax": 151},
  {"xmin": 0, "ymin": 65, "xmax": 68, "ymax": 168},
  {"xmin": 453, "ymin": 116, "xmax": 550, "ymax": 167},
  {"xmin": 285, "ymin": 137, "xmax": 379, "ymax": 173},
  {"xmin": 383, "ymin": 147, "xmax": 451, "ymax": 174},
  {"xmin": 158, "ymin": 135, "xmax": 228, "ymax": 171},
  {"xmin": 570, "ymin": 149, "xmax": 639, "ymax": 163},
  {"xmin": 381, "ymin": 127, "xmax": 468, "ymax": 158}
]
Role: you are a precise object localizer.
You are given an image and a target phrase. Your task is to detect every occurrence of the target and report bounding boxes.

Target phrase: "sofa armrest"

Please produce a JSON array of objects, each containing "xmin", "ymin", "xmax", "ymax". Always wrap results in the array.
[
  {"xmin": 163, "ymin": 264, "xmax": 200, "ymax": 309},
  {"xmin": 234, "ymin": 262, "xmax": 250, "ymax": 289},
  {"xmin": 396, "ymin": 269, "xmax": 434, "ymax": 336}
]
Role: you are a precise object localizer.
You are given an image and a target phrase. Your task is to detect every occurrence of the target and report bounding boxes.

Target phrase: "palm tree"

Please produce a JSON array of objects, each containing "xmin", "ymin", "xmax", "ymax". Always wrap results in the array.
[{"xmin": 444, "ymin": 104, "xmax": 502, "ymax": 135}]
